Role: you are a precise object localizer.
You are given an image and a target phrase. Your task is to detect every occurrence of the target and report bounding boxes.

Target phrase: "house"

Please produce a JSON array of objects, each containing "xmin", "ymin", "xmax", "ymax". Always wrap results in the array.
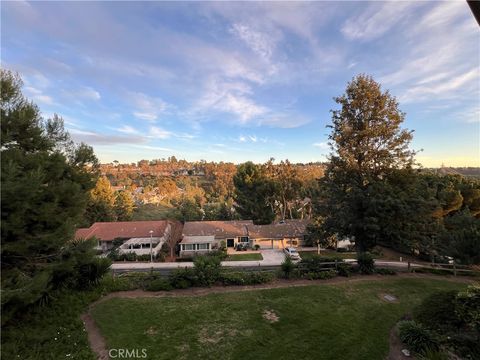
[
  {"xmin": 179, "ymin": 219, "xmax": 310, "ymax": 257},
  {"xmin": 247, "ymin": 219, "xmax": 310, "ymax": 249},
  {"xmin": 180, "ymin": 220, "xmax": 252, "ymax": 257},
  {"xmin": 75, "ymin": 220, "xmax": 175, "ymax": 256}
]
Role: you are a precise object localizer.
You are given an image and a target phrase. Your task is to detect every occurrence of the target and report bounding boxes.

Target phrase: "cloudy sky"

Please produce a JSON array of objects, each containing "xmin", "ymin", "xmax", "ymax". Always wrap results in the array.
[{"xmin": 2, "ymin": 1, "xmax": 479, "ymax": 166}]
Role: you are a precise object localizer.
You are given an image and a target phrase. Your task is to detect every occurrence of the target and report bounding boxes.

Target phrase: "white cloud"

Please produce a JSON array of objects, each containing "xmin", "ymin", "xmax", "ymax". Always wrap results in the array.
[
  {"xmin": 69, "ymin": 128, "xmax": 146, "ymax": 145},
  {"xmin": 195, "ymin": 78, "xmax": 268, "ymax": 124},
  {"xmin": 313, "ymin": 142, "xmax": 329, "ymax": 150},
  {"xmin": 133, "ymin": 112, "xmax": 158, "ymax": 121},
  {"xmin": 117, "ymin": 125, "xmax": 139, "ymax": 135},
  {"xmin": 341, "ymin": 2, "xmax": 421, "ymax": 41},
  {"xmin": 400, "ymin": 68, "xmax": 479, "ymax": 103},
  {"xmin": 129, "ymin": 92, "xmax": 169, "ymax": 122},
  {"xmin": 377, "ymin": 2, "xmax": 479, "ymax": 105},
  {"xmin": 259, "ymin": 113, "xmax": 310, "ymax": 129},
  {"xmin": 230, "ymin": 23, "xmax": 276, "ymax": 66},
  {"xmin": 149, "ymin": 126, "xmax": 172, "ymax": 139},
  {"xmin": 77, "ymin": 86, "xmax": 101, "ymax": 101}
]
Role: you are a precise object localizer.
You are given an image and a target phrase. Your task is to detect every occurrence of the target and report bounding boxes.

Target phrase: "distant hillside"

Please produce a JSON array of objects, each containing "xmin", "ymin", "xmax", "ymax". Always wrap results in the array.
[{"xmin": 428, "ymin": 167, "xmax": 480, "ymax": 178}]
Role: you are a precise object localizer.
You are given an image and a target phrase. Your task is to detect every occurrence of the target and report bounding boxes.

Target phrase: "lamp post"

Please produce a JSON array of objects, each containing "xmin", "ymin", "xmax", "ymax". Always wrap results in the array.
[{"xmin": 149, "ymin": 230, "xmax": 154, "ymax": 263}]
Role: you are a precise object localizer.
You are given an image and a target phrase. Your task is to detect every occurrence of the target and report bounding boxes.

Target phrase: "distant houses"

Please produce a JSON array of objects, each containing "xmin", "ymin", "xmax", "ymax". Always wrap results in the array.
[
  {"xmin": 75, "ymin": 220, "xmax": 177, "ymax": 257},
  {"xmin": 75, "ymin": 218, "xmax": 321, "ymax": 259},
  {"xmin": 180, "ymin": 219, "xmax": 309, "ymax": 257}
]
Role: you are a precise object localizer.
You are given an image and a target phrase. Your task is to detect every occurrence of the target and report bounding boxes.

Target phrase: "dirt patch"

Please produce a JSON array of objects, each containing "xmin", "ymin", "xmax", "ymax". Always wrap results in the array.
[
  {"xmin": 198, "ymin": 327, "xmax": 224, "ymax": 345},
  {"xmin": 80, "ymin": 313, "xmax": 110, "ymax": 360},
  {"xmin": 144, "ymin": 326, "xmax": 158, "ymax": 336},
  {"xmin": 380, "ymin": 293, "xmax": 398, "ymax": 303},
  {"xmin": 263, "ymin": 309, "xmax": 279, "ymax": 323},
  {"xmin": 387, "ymin": 324, "xmax": 415, "ymax": 360}
]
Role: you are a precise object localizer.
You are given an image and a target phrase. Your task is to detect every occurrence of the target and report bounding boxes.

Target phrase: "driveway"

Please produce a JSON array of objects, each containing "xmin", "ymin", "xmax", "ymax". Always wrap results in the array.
[{"xmin": 260, "ymin": 249, "xmax": 286, "ymax": 265}]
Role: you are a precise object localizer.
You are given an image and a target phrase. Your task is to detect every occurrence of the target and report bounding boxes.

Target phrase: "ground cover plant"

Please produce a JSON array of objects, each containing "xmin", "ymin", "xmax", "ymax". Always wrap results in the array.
[{"xmin": 91, "ymin": 278, "xmax": 467, "ymax": 360}]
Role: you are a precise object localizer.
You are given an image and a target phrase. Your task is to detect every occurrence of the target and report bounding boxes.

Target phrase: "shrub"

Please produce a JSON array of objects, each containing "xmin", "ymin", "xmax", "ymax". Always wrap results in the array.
[
  {"xmin": 398, "ymin": 320, "xmax": 438, "ymax": 354},
  {"xmin": 248, "ymin": 271, "xmax": 275, "ymax": 284},
  {"xmin": 455, "ymin": 284, "xmax": 480, "ymax": 332},
  {"xmin": 281, "ymin": 255, "xmax": 295, "ymax": 279},
  {"xmin": 357, "ymin": 252, "xmax": 375, "ymax": 274},
  {"xmin": 99, "ymin": 276, "xmax": 139, "ymax": 292},
  {"xmin": 145, "ymin": 278, "xmax": 173, "ymax": 291},
  {"xmin": 75, "ymin": 257, "xmax": 112, "ymax": 289},
  {"xmin": 299, "ymin": 256, "xmax": 341, "ymax": 272},
  {"xmin": 169, "ymin": 268, "xmax": 197, "ymax": 289},
  {"xmin": 375, "ymin": 268, "xmax": 397, "ymax": 275},
  {"xmin": 220, "ymin": 272, "xmax": 246, "ymax": 285},
  {"xmin": 254, "ymin": 244, "xmax": 261, "ymax": 250},
  {"xmin": 417, "ymin": 348, "xmax": 449, "ymax": 360},
  {"xmin": 193, "ymin": 254, "xmax": 222, "ymax": 286},
  {"xmin": 337, "ymin": 263, "xmax": 352, "ymax": 277},
  {"xmin": 303, "ymin": 269, "xmax": 337, "ymax": 280},
  {"xmin": 447, "ymin": 332, "xmax": 480, "ymax": 359},
  {"xmin": 413, "ymin": 290, "xmax": 461, "ymax": 331},
  {"xmin": 220, "ymin": 271, "xmax": 275, "ymax": 285}
]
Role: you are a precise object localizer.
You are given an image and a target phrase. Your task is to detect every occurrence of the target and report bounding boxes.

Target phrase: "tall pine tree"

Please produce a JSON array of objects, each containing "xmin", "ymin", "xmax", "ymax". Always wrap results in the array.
[
  {"xmin": 1, "ymin": 69, "xmax": 103, "ymax": 323},
  {"xmin": 319, "ymin": 74, "xmax": 418, "ymax": 252}
]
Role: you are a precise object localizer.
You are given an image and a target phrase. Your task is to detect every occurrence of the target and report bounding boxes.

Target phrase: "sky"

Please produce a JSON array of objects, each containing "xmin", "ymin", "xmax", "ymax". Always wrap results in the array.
[{"xmin": 2, "ymin": 1, "xmax": 479, "ymax": 167}]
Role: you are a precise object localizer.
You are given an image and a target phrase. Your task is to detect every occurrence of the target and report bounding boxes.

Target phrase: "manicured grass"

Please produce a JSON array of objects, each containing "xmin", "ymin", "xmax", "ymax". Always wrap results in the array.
[
  {"xmin": 299, "ymin": 250, "xmax": 357, "ymax": 260},
  {"xmin": 91, "ymin": 278, "xmax": 466, "ymax": 360},
  {"xmin": 225, "ymin": 253, "xmax": 263, "ymax": 261}
]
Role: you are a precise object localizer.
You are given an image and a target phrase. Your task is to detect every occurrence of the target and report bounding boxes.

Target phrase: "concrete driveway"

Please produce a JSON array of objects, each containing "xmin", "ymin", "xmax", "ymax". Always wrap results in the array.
[{"xmin": 260, "ymin": 249, "xmax": 286, "ymax": 265}]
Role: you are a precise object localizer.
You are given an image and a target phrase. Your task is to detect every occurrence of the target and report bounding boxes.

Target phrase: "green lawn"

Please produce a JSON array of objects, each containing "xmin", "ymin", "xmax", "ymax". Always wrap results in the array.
[
  {"xmin": 225, "ymin": 253, "xmax": 263, "ymax": 261},
  {"xmin": 299, "ymin": 250, "xmax": 357, "ymax": 260},
  {"xmin": 91, "ymin": 278, "xmax": 466, "ymax": 360}
]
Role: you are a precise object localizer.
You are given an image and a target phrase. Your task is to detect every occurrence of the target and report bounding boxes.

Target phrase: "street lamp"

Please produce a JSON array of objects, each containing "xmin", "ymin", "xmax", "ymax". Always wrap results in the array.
[{"xmin": 149, "ymin": 230, "xmax": 154, "ymax": 263}]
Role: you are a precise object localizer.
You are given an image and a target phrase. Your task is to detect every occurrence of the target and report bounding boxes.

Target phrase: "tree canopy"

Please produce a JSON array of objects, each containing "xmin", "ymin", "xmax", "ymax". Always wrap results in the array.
[{"xmin": 1, "ymin": 69, "xmax": 108, "ymax": 324}]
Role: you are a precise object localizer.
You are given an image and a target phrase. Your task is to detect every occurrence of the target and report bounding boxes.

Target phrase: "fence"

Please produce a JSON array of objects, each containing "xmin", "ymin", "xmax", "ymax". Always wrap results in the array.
[{"xmin": 111, "ymin": 259, "xmax": 479, "ymax": 277}]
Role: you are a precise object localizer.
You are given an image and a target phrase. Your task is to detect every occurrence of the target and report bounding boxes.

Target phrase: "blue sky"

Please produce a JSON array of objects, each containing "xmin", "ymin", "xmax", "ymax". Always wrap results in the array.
[{"xmin": 2, "ymin": 1, "xmax": 479, "ymax": 166}]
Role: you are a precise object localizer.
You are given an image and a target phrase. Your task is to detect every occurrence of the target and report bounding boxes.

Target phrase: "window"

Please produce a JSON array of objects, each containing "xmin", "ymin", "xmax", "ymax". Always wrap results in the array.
[
  {"xmin": 183, "ymin": 244, "xmax": 195, "ymax": 251},
  {"xmin": 197, "ymin": 243, "xmax": 209, "ymax": 250},
  {"xmin": 240, "ymin": 236, "xmax": 249, "ymax": 243}
]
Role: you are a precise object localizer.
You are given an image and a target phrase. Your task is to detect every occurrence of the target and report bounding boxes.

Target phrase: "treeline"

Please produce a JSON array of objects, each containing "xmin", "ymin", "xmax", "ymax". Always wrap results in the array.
[{"xmin": 86, "ymin": 159, "xmax": 324, "ymax": 224}]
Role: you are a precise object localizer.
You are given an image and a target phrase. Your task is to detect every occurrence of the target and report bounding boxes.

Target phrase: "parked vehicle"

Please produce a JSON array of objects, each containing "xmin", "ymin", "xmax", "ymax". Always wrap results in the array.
[
  {"xmin": 284, "ymin": 247, "xmax": 301, "ymax": 260},
  {"xmin": 235, "ymin": 243, "xmax": 248, "ymax": 251}
]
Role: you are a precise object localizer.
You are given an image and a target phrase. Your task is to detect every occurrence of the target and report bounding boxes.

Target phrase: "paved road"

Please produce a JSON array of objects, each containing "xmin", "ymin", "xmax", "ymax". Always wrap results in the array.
[
  {"xmin": 110, "ymin": 249, "xmax": 425, "ymax": 273},
  {"xmin": 111, "ymin": 249, "xmax": 286, "ymax": 271}
]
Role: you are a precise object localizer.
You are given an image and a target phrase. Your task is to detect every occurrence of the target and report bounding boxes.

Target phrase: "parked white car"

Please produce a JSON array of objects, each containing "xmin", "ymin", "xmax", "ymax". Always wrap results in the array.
[{"xmin": 284, "ymin": 247, "xmax": 301, "ymax": 260}]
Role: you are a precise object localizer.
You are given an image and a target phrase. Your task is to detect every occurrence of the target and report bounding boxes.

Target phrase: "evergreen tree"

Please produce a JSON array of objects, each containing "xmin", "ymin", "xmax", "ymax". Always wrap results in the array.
[
  {"xmin": 233, "ymin": 162, "xmax": 275, "ymax": 225},
  {"xmin": 319, "ymin": 74, "xmax": 417, "ymax": 252},
  {"xmin": 85, "ymin": 176, "xmax": 116, "ymax": 223},
  {"xmin": 114, "ymin": 191, "xmax": 135, "ymax": 221},
  {"xmin": 1, "ymin": 69, "xmax": 104, "ymax": 324}
]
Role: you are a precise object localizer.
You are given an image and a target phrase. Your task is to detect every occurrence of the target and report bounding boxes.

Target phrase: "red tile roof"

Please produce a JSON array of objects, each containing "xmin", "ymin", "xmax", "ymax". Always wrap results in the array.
[
  {"xmin": 247, "ymin": 219, "xmax": 310, "ymax": 239},
  {"xmin": 75, "ymin": 221, "xmax": 169, "ymax": 241},
  {"xmin": 182, "ymin": 220, "xmax": 252, "ymax": 239}
]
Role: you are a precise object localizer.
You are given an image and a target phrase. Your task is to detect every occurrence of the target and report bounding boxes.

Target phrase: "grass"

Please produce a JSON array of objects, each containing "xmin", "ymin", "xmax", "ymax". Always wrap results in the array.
[
  {"xmin": 91, "ymin": 278, "xmax": 467, "ymax": 360},
  {"xmin": 225, "ymin": 253, "xmax": 263, "ymax": 261},
  {"xmin": 299, "ymin": 250, "xmax": 357, "ymax": 260},
  {"xmin": 1, "ymin": 276, "xmax": 138, "ymax": 360}
]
